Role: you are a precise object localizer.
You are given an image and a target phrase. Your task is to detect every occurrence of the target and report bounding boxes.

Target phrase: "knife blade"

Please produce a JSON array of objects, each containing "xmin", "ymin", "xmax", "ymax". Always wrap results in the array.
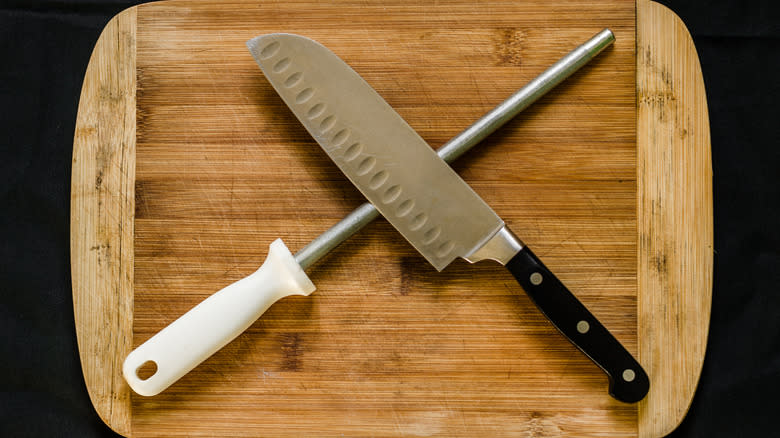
[
  {"xmin": 252, "ymin": 32, "xmax": 649, "ymax": 403},
  {"xmin": 122, "ymin": 30, "xmax": 614, "ymax": 397}
]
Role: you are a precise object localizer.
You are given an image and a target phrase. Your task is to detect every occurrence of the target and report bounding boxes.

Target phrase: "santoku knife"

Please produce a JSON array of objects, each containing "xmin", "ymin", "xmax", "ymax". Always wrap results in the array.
[
  {"xmin": 251, "ymin": 33, "xmax": 649, "ymax": 403},
  {"xmin": 122, "ymin": 30, "xmax": 618, "ymax": 398}
]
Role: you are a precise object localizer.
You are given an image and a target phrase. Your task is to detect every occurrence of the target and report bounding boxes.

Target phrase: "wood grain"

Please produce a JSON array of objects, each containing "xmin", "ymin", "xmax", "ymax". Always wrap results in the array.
[
  {"xmin": 70, "ymin": 6, "xmax": 136, "ymax": 436},
  {"xmin": 69, "ymin": 1, "xmax": 712, "ymax": 436},
  {"xmin": 636, "ymin": 1, "xmax": 713, "ymax": 436},
  {"xmin": 133, "ymin": 1, "xmax": 636, "ymax": 436}
]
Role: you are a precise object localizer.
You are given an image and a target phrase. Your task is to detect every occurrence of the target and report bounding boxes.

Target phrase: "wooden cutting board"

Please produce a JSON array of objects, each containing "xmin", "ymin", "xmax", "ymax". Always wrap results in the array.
[{"xmin": 70, "ymin": 1, "xmax": 712, "ymax": 436}]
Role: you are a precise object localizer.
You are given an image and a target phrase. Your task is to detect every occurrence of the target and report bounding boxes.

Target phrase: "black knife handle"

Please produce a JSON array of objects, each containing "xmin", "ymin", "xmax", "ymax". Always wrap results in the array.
[{"xmin": 506, "ymin": 246, "xmax": 649, "ymax": 403}]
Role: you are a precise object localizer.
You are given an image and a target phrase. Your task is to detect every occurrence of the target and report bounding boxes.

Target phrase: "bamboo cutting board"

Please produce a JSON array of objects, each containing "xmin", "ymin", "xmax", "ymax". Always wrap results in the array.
[{"xmin": 71, "ymin": 0, "xmax": 712, "ymax": 436}]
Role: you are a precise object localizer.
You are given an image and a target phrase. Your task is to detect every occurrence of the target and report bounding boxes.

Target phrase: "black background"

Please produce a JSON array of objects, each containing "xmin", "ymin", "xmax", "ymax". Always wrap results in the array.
[{"xmin": 1, "ymin": 0, "xmax": 777, "ymax": 436}]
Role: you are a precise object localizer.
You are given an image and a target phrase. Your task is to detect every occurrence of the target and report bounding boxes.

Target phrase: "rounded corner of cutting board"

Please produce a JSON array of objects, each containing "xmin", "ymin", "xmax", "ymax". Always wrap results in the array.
[
  {"xmin": 71, "ymin": 4, "xmax": 137, "ymax": 437},
  {"xmin": 91, "ymin": 4, "xmax": 139, "ymax": 58},
  {"xmin": 637, "ymin": 1, "xmax": 713, "ymax": 437}
]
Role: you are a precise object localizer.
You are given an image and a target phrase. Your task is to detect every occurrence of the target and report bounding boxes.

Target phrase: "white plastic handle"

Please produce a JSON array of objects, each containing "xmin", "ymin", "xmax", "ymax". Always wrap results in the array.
[{"xmin": 122, "ymin": 238, "xmax": 315, "ymax": 396}]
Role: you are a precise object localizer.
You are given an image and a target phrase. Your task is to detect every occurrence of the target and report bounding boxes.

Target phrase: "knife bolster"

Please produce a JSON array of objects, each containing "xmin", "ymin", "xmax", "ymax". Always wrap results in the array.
[{"xmin": 463, "ymin": 226, "xmax": 524, "ymax": 265}]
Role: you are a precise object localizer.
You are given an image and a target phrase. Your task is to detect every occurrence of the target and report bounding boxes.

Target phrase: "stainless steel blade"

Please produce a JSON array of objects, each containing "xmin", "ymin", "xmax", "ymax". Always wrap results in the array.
[{"xmin": 248, "ymin": 34, "xmax": 504, "ymax": 271}]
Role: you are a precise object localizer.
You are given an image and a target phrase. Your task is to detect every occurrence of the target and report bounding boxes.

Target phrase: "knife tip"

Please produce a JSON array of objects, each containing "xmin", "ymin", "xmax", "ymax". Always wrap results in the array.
[{"xmin": 245, "ymin": 35, "xmax": 264, "ymax": 53}]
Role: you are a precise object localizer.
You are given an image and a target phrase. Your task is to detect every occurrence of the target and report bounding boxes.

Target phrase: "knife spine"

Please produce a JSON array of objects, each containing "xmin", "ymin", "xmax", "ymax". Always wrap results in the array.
[{"xmin": 252, "ymin": 34, "xmax": 474, "ymax": 268}]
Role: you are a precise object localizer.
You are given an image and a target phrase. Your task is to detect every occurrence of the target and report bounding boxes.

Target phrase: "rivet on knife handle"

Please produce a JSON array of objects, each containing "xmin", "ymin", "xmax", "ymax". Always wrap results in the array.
[{"xmin": 122, "ymin": 30, "xmax": 614, "ymax": 396}]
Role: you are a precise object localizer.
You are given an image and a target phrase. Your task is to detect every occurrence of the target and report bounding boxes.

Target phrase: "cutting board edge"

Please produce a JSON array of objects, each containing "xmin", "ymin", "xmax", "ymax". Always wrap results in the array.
[
  {"xmin": 68, "ymin": 1, "xmax": 713, "ymax": 437},
  {"xmin": 70, "ymin": 5, "xmax": 137, "ymax": 437},
  {"xmin": 637, "ymin": 1, "xmax": 713, "ymax": 437}
]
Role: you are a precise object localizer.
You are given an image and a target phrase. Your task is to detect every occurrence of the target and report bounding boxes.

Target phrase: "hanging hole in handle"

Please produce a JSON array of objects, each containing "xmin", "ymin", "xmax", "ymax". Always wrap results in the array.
[{"xmin": 136, "ymin": 360, "xmax": 158, "ymax": 381}]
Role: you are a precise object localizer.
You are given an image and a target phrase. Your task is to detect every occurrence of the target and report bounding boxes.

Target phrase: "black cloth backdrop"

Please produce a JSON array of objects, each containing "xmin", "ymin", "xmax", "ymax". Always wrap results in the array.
[{"xmin": 1, "ymin": 0, "xmax": 777, "ymax": 436}]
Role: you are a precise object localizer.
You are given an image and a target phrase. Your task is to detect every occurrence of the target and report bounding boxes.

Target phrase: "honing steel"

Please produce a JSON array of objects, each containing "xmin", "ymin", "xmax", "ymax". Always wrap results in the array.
[
  {"xmin": 252, "ymin": 31, "xmax": 648, "ymax": 403},
  {"xmin": 123, "ymin": 29, "xmax": 616, "ymax": 397}
]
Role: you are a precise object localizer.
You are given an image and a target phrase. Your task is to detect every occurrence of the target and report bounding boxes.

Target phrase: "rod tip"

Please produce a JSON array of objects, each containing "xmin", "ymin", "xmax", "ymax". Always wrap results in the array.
[{"xmin": 599, "ymin": 28, "xmax": 616, "ymax": 44}]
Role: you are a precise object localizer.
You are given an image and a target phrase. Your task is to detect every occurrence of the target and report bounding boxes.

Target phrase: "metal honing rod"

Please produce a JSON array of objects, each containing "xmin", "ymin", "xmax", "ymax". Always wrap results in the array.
[{"xmin": 294, "ymin": 29, "xmax": 615, "ymax": 270}]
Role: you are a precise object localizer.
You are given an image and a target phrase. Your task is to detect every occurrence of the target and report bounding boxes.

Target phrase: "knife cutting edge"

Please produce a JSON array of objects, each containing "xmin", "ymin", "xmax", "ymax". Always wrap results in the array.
[{"xmin": 122, "ymin": 29, "xmax": 618, "ymax": 398}]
